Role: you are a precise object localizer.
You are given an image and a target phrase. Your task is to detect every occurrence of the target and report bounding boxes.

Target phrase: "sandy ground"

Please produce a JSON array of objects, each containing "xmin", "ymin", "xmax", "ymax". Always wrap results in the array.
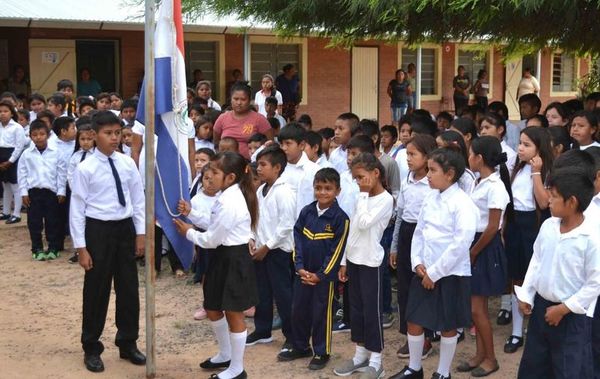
[{"xmin": 0, "ymin": 220, "xmax": 523, "ymax": 379}]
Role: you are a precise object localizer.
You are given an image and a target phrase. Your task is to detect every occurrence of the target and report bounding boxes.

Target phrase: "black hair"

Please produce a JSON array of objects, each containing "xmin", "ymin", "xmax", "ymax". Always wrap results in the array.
[
  {"xmin": 230, "ymin": 82, "xmax": 252, "ymax": 100},
  {"xmin": 571, "ymin": 110, "xmax": 599, "ymax": 144},
  {"xmin": 410, "ymin": 117, "xmax": 437, "ymax": 136},
  {"xmin": 488, "ymin": 101, "xmax": 509, "ymax": 120},
  {"xmin": 77, "ymin": 96, "xmax": 96, "ymax": 111},
  {"xmin": 349, "ymin": 152, "xmax": 387, "ymax": 188},
  {"xmin": 477, "ymin": 69, "xmax": 487, "ymax": 80},
  {"xmin": 204, "ymin": 109, "xmax": 222, "ymax": 124},
  {"xmin": 314, "ymin": 167, "xmax": 340, "ymax": 189},
  {"xmin": 546, "ymin": 167, "xmax": 595, "ymax": 212},
  {"xmin": 36, "ymin": 110, "xmax": 55, "ymax": 125},
  {"xmin": 381, "ymin": 125, "xmax": 398, "ymax": 141},
  {"xmin": 451, "ymin": 117, "xmax": 479, "ymax": 141},
  {"xmin": 513, "ymin": 127, "xmax": 554, "ymax": 182},
  {"xmin": 0, "ymin": 100, "xmax": 17, "ymax": 121},
  {"xmin": 96, "ymin": 92, "xmax": 111, "ymax": 103},
  {"xmin": 109, "ymin": 92, "xmax": 122, "ymax": 101},
  {"xmin": 428, "ymin": 147, "xmax": 466, "ymax": 183},
  {"xmin": 586, "ymin": 146, "xmax": 600, "ymax": 172},
  {"xmin": 297, "ymin": 114, "xmax": 313, "ymax": 128},
  {"xmin": 196, "ymin": 147, "xmax": 216, "ymax": 159},
  {"xmin": 267, "ymin": 117, "xmax": 281, "ymax": 130},
  {"xmin": 48, "ymin": 93, "xmax": 67, "ymax": 113},
  {"xmin": 518, "ymin": 93, "xmax": 542, "ymax": 112},
  {"xmin": 358, "ymin": 119, "xmax": 380, "ymax": 141},
  {"xmin": 304, "ymin": 131, "xmax": 323, "ymax": 155},
  {"xmin": 547, "ymin": 126, "xmax": 572, "ymax": 155},
  {"xmin": 76, "ymin": 115, "xmax": 92, "ymax": 129},
  {"xmin": 436, "ymin": 111, "xmax": 453, "ymax": 124},
  {"xmin": 438, "ymin": 130, "xmax": 469, "ymax": 165},
  {"xmin": 347, "ymin": 135, "xmax": 375, "ymax": 154},
  {"xmin": 407, "ymin": 134, "xmax": 437, "ymax": 158},
  {"xmin": 586, "ymin": 92, "xmax": 600, "ymax": 103},
  {"xmin": 121, "ymin": 98, "xmax": 138, "ymax": 112},
  {"xmin": 73, "ymin": 124, "xmax": 94, "ymax": 152},
  {"xmin": 563, "ymin": 99, "xmax": 584, "ymax": 116},
  {"xmin": 210, "ymin": 152, "xmax": 259, "ymax": 228},
  {"xmin": 17, "ymin": 109, "xmax": 29, "ymax": 121},
  {"xmin": 56, "ymin": 79, "xmax": 74, "ymax": 91},
  {"xmin": 192, "ymin": 97, "xmax": 209, "ymax": 107},
  {"xmin": 552, "ymin": 149, "xmax": 596, "ymax": 183},
  {"xmin": 461, "ymin": 104, "xmax": 481, "ymax": 120},
  {"xmin": 190, "ymin": 103, "xmax": 205, "ymax": 118},
  {"xmin": 0, "ymin": 91, "xmax": 17, "ymax": 103},
  {"xmin": 527, "ymin": 114, "xmax": 549, "ymax": 128},
  {"xmin": 256, "ymin": 145, "xmax": 288, "ymax": 175},
  {"xmin": 482, "ymin": 112, "xmax": 507, "ymax": 137},
  {"xmin": 29, "ymin": 119, "xmax": 49, "ymax": 135},
  {"xmin": 336, "ymin": 112, "xmax": 360, "ymax": 134},
  {"xmin": 544, "ymin": 102, "xmax": 568, "ymax": 122},
  {"xmin": 471, "ymin": 136, "xmax": 514, "ymax": 209},
  {"xmin": 29, "ymin": 93, "xmax": 46, "ymax": 105},
  {"xmin": 91, "ymin": 110, "xmax": 122, "ymax": 132},
  {"xmin": 52, "ymin": 116, "xmax": 75, "ymax": 137},
  {"xmin": 248, "ymin": 132, "xmax": 267, "ymax": 144},
  {"xmin": 219, "ymin": 137, "xmax": 239, "ymax": 150},
  {"xmin": 282, "ymin": 63, "xmax": 294, "ymax": 72},
  {"xmin": 318, "ymin": 127, "xmax": 334, "ymax": 139},
  {"xmin": 278, "ymin": 122, "xmax": 306, "ymax": 144},
  {"xmin": 265, "ymin": 96, "xmax": 278, "ymax": 106}
]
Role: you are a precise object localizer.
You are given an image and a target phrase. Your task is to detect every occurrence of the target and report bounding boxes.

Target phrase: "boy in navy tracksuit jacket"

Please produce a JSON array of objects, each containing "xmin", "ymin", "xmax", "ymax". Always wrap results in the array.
[{"xmin": 277, "ymin": 167, "xmax": 349, "ymax": 371}]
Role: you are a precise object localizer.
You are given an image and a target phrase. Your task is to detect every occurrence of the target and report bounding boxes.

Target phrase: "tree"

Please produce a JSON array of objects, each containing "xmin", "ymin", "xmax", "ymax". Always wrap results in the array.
[{"xmin": 182, "ymin": 0, "xmax": 600, "ymax": 55}]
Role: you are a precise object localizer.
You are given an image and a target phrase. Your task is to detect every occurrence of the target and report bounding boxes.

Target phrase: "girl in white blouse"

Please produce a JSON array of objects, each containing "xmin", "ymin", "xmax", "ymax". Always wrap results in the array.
[{"xmin": 174, "ymin": 152, "xmax": 258, "ymax": 379}]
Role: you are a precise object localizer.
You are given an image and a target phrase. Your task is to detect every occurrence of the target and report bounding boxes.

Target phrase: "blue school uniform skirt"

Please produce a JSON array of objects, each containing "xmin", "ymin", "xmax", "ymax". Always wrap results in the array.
[
  {"xmin": 470, "ymin": 232, "xmax": 507, "ymax": 296},
  {"xmin": 0, "ymin": 147, "xmax": 17, "ymax": 184},
  {"xmin": 203, "ymin": 244, "xmax": 258, "ymax": 312},
  {"xmin": 504, "ymin": 210, "xmax": 539, "ymax": 281},
  {"xmin": 406, "ymin": 275, "xmax": 471, "ymax": 332}
]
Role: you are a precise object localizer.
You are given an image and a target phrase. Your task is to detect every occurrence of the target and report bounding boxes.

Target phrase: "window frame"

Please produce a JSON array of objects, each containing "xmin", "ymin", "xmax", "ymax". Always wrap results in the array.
[
  {"xmin": 183, "ymin": 33, "xmax": 225, "ymax": 104},
  {"xmin": 455, "ymin": 44, "xmax": 495, "ymax": 99},
  {"xmin": 249, "ymin": 35, "xmax": 308, "ymax": 105},
  {"xmin": 397, "ymin": 42, "xmax": 442, "ymax": 101},
  {"xmin": 550, "ymin": 51, "xmax": 579, "ymax": 97}
]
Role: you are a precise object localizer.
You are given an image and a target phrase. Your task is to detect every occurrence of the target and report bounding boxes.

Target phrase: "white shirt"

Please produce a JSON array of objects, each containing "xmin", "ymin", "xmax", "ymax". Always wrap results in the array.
[
  {"xmin": 254, "ymin": 178, "xmax": 296, "ymax": 252},
  {"xmin": 580, "ymin": 141, "xmax": 600, "ymax": 150},
  {"xmin": 342, "ymin": 191, "xmax": 394, "ymax": 267},
  {"xmin": 328, "ymin": 146, "xmax": 348, "ymax": 174},
  {"xmin": 471, "ymin": 172, "xmax": 510, "ymax": 232},
  {"xmin": 254, "ymin": 90, "xmax": 283, "ymax": 116},
  {"xmin": 271, "ymin": 113, "xmax": 287, "ymax": 129},
  {"xmin": 512, "ymin": 164, "xmax": 535, "ymax": 211},
  {"xmin": 250, "ymin": 145, "xmax": 265, "ymax": 163},
  {"xmin": 194, "ymin": 138, "xmax": 215, "ymax": 152},
  {"xmin": 17, "ymin": 144, "xmax": 67, "ymax": 196},
  {"xmin": 122, "ymin": 144, "xmax": 132, "ymax": 157},
  {"xmin": 316, "ymin": 154, "xmax": 332, "ymax": 168},
  {"xmin": 67, "ymin": 148, "xmax": 94, "ymax": 187},
  {"xmin": 69, "ymin": 150, "xmax": 146, "ymax": 248},
  {"xmin": 185, "ymin": 184, "xmax": 252, "ymax": 248},
  {"xmin": 505, "ymin": 120, "xmax": 526, "ymax": 151},
  {"xmin": 207, "ymin": 98, "xmax": 221, "ymax": 111},
  {"xmin": 517, "ymin": 76, "xmax": 540, "ymax": 99},
  {"xmin": 337, "ymin": 169, "xmax": 359, "ymax": 218},
  {"xmin": 584, "ymin": 193, "xmax": 600, "ymax": 227},
  {"xmin": 515, "ymin": 217, "xmax": 600, "ymax": 317},
  {"xmin": 458, "ymin": 169, "xmax": 476, "ymax": 195},
  {"xmin": 0, "ymin": 119, "xmax": 27, "ymax": 163},
  {"xmin": 49, "ymin": 138, "xmax": 75, "ymax": 161},
  {"xmin": 280, "ymin": 152, "xmax": 320, "ymax": 216},
  {"xmin": 189, "ymin": 190, "xmax": 220, "ymax": 230},
  {"xmin": 395, "ymin": 148, "xmax": 410, "ymax": 185},
  {"xmin": 501, "ymin": 140, "xmax": 517, "ymax": 177},
  {"xmin": 411, "ymin": 183, "xmax": 478, "ymax": 282}
]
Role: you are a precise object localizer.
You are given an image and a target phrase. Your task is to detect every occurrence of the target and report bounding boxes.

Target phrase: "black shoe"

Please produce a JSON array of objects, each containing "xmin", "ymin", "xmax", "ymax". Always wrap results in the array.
[
  {"xmin": 431, "ymin": 373, "xmax": 451, "ymax": 379},
  {"xmin": 279, "ymin": 340, "xmax": 293, "ymax": 353},
  {"xmin": 119, "ymin": 347, "xmax": 146, "ymax": 365},
  {"xmin": 199, "ymin": 357, "xmax": 231, "ymax": 369},
  {"xmin": 84, "ymin": 353, "xmax": 105, "ymax": 372},
  {"xmin": 457, "ymin": 329, "xmax": 465, "ymax": 343},
  {"xmin": 277, "ymin": 347, "xmax": 313, "ymax": 362},
  {"xmin": 245, "ymin": 331, "xmax": 272, "ymax": 346},
  {"xmin": 389, "ymin": 365, "xmax": 424, "ymax": 379},
  {"xmin": 503, "ymin": 335, "xmax": 523, "ymax": 353},
  {"xmin": 68, "ymin": 252, "xmax": 79, "ymax": 264},
  {"xmin": 5, "ymin": 216, "xmax": 21, "ymax": 224},
  {"xmin": 430, "ymin": 332, "xmax": 441, "ymax": 342},
  {"xmin": 0, "ymin": 213, "xmax": 10, "ymax": 221},
  {"xmin": 308, "ymin": 354, "xmax": 330, "ymax": 370},
  {"xmin": 209, "ymin": 371, "xmax": 247, "ymax": 379},
  {"xmin": 496, "ymin": 309, "xmax": 512, "ymax": 325}
]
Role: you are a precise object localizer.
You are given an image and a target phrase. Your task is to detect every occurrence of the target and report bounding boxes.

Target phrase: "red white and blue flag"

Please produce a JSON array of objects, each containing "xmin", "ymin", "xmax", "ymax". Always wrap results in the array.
[{"xmin": 137, "ymin": 0, "xmax": 193, "ymax": 268}]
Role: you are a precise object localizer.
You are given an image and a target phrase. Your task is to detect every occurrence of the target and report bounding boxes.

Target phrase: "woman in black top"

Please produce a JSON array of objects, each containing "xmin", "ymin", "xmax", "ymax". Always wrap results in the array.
[
  {"xmin": 387, "ymin": 69, "xmax": 411, "ymax": 126},
  {"xmin": 453, "ymin": 65, "xmax": 471, "ymax": 116}
]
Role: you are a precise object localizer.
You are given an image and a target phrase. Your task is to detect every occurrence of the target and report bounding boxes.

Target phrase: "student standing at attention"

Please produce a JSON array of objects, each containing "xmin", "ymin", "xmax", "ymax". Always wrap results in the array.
[
  {"xmin": 174, "ymin": 152, "xmax": 258, "ymax": 379},
  {"xmin": 515, "ymin": 167, "xmax": 600, "ymax": 378},
  {"xmin": 390, "ymin": 147, "xmax": 477, "ymax": 379},
  {"xmin": 0, "ymin": 100, "xmax": 26, "ymax": 224},
  {"xmin": 334, "ymin": 153, "xmax": 393, "ymax": 379},
  {"xmin": 329, "ymin": 113, "xmax": 360, "ymax": 174},
  {"xmin": 69, "ymin": 111, "xmax": 146, "ymax": 373}
]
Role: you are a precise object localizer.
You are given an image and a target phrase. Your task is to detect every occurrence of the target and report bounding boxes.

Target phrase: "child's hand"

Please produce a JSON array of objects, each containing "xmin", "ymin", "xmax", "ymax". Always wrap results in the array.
[
  {"xmin": 248, "ymin": 239, "xmax": 256, "ymax": 254},
  {"xmin": 78, "ymin": 248, "xmax": 93, "ymax": 271},
  {"xmin": 389, "ymin": 252, "xmax": 397, "ymax": 269},
  {"xmin": 177, "ymin": 199, "xmax": 191, "ymax": 216},
  {"xmin": 173, "ymin": 218, "xmax": 193, "ymax": 235},
  {"xmin": 22, "ymin": 196, "xmax": 30, "ymax": 207},
  {"xmin": 530, "ymin": 155, "xmax": 543, "ymax": 174},
  {"xmin": 338, "ymin": 266, "xmax": 348, "ymax": 282},
  {"xmin": 135, "ymin": 235, "xmax": 145, "ymax": 257},
  {"xmin": 518, "ymin": 300, "xmax": 532, "ymax": 316},
  {"xmin": 0, "ymin": 161, "xmax": 11, "ymax": 170},
  {"xmin": 421, "ymin": 273, "xmax": 435, "ymax": 290},
  {"xmin": 251, "ymin": 245, "xmax": 269, "ymax": 261},
  {"xmin": 57, "ymin": 196, "xmax": 66, "ymax": 204},
  {"xmin": 415, "ymin": 264, "xmax": 427, "ymax": 278},
  {"xmin": 545, "ymin": 304, "xmax": 569, "ymax": 326},
  {"xmin": 303, "ymin": 272, "xmax": 321, "ymax": 285},
  {"xmin": 357, "ymin": 175, "xmax": 373, "ymax": 193},
  {"xmin": 469, "ymin": 249, "xmax": 478, "ymax": 266}
]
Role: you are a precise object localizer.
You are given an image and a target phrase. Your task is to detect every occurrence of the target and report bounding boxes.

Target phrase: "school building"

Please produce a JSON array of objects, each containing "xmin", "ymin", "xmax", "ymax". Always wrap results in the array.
[{"xmin": 0, "ymin": 0, "xmax": 592, "ymax": 127}]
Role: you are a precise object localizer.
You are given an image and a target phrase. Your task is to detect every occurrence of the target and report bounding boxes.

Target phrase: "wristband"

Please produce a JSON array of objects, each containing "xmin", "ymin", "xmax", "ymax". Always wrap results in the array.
[{"xmin": 531, "ymin": 172, "xmax": 541, "ymax": 176}]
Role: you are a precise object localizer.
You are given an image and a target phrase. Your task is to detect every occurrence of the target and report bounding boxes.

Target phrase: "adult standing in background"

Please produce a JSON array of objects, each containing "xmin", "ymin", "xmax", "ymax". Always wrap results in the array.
[
  {"xmin": 77, "ymin": 68, "xmax": 102, "ymax": 97},
  {"xmin": 407, "ymin": 63, "xmax": 417, "ymax": 112},
  {"xmin": 276, "ymin": 64, "xmax": 301, "ymax": 121},
  {"xmin": 453, "ymin": 65, "xmax": 471, "ymax": 116},
  {"xmin": 188, "ymin": 69, "xmax": 204, "ymax": 90},
  {"xmin": 517, "ymin": 67, "xmax": 540, "ymax": 99},
  {"xmin": 5, "ymin": 65, "xmax": 30, "ymax": 97},
  {"xmin": 387, "ymin": 69, "xmax": 411, "ymax": 125}
]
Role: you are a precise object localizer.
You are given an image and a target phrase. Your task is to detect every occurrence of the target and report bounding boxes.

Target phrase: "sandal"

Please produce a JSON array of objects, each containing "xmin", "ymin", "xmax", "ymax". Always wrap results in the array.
[
  {"xmin": 472, "ymin": 361, "xmax": 500, "ymax": 377},
  {"xmin": 456, "ymin": 360, "xmax": 478, "ymax": 372}
]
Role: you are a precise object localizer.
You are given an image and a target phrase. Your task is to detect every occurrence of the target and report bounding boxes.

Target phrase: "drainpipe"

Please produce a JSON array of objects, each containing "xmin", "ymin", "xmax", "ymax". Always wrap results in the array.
[
  {"xmin": 243, "ymin": 33, "xmax": 250, "ymax": 82},
  {"xmin": 416, "ymin": 46, "xmax": 422, "ymax": 108}
]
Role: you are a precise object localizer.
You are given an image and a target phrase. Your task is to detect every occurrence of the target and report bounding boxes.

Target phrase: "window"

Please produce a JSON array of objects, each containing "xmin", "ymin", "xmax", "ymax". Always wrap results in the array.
[
  {"xmin": 458, "ymin": 50, "xmax": 488, "ymax": 85},
  {"xmin": 185, "ymin": 41, "xmax": 218, "ymax": 97},
  {"xmin": 250, "ymin": 43, "xmax": 300, "ymax": 93},
  {"xmin": 401, "ymin": 48, "xmax": 437, "ymax": 95},
  {"xmin": 552, "ymin": 53, "xmax": 576, "ymax": 92}
]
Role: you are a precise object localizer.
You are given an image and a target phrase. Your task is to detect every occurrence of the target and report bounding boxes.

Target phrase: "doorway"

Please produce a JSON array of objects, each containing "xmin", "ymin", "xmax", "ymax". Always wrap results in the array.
[
  {"xmin": 76, "ymin": 40, "xmax": 119, "ymax": 94},
  {"xmin": 351, "ymin": 47, "xmax": 379, "ymax": 120}
]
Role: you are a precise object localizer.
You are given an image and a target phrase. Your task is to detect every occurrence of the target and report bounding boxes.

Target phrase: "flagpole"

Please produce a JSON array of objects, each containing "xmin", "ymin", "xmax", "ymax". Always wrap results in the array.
[{"xmin": 144, "ymin": 0, "xmax": 157, "ymax": 377}]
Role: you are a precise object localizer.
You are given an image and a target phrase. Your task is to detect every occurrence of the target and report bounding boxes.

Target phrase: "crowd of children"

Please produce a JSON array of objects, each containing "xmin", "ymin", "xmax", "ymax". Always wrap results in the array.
[{"xmin": 2, "ymin": 75, "xmax": 600, "ymax": 379}]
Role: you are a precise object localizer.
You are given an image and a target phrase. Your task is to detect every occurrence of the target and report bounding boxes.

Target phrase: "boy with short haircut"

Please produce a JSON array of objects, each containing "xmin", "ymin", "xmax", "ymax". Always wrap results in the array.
[
  {"xmin": 247, "ymin": 145, "xmax": 296, "ymax": 352},
  {"xmin": 318, "ymin": 127, "xmax": 335, "ymax": 159},
  {"xmin": 278, "ymin": 168, "xmax": 350, "ymax": 370},
  {"xmin": 121, "ymin": 125, "xmax": 133, "ymax": 156},
  {"xmin": 218, "ymin": 136, "xmax": 239, "ymax": 153},
  {"xmin": 265, "ymin": 96, "xmax": 287, "ymax": 129},
  {"xmin": 380, "ymin": 125, "xmax": 400, "ymax": 157},
  {"xmin": 506, "ymin": 95, "xmax": 541, "ymax": 150},
  {"xmin": 304, "ymin": 130, "xmax": 331, "ymax": 168},
  {"xmin": 70, "ymin": 110, "xmax": 146, "ymax": 373},
  {"xmin": 18, "ymin": 120, "xmax": 67, "ymax": 261},
  {"xmin": 436, "ymin": 111, "xmax": 453, "ymax": 133},
  {"xmin": 515, "ymin": 167, "xmax": 600, "ymax": 379},
  {"xmin": 248, "ymin": 132, "xmax": 268, "ymax": 162},
  {"xmin": 120, "ymin": 99, "xmax": 139, "ymax": 127},
  {"xmin": 95, "ymin": 92, "xmax": 112, "ymax": 111},
  {"xmin": 279, "ymin": 122, "xmax": 320, "ymax": 216},
  {"xmin": 77, "ymin": 96, "xmax": 95, "ymax": 117},
  {"xmin": 329, "ymin": 113, "xmax": 360, "ymax": 173}
]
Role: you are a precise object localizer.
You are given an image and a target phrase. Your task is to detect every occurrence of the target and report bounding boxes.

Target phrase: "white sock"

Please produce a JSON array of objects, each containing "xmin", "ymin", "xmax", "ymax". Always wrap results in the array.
[
  {"xmin": 369, "ymin": 351, "xmax": 382, "ymax": 370},
  {"xmin": 501, "ymin": 294, "xmax": 512, "ymax": 311},
  {"xmin": 210, "ymin": 317, "xmax": 231, "ymax": 363},
  {"xmin": 10, "ymin": 183, "xmax": 21, "ymax": 217},
  {"xmin": 407, "ymin": 333, "xmax": 424, "ymax": 371},
  {"xmin": 217, "ymin": 330, "xmax": 246, "ymax": 379},
  {"xmin": 2, "ymin": 183, "xmax": 12, "ymax": 214},
  {"xmin": 437, "ymin": 335, "xmax": 458, "ymax": 377},
  {"xmin": 511, "ymin": 294, "xmax": 524, "ymax": 338},
  {"xmin": 352, "ymin": 345, "xmax": 369, "ymax": 365}
]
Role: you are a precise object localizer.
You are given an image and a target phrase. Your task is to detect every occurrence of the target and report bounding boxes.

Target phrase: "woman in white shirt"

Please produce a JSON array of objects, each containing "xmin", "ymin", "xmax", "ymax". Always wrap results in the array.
[
  {"xmin": 254, "ymin": 74, "xmax": 283, "ymax": 116},
  {"xmin": 517, "ymin": 68, "xmax": 540, "ymax": 99}
]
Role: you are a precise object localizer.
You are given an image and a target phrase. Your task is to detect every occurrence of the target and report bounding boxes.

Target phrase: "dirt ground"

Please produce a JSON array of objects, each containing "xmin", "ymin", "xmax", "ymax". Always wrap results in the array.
[{"xmin": 0, "ymin": 220, "xmax": 523, "ymax": 379}]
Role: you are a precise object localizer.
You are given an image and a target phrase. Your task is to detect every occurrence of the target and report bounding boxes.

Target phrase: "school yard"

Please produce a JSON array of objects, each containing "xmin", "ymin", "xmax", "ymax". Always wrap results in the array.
[{"xmin": 0, "ymin": 220, "xmax": 518, "ymax": 378}]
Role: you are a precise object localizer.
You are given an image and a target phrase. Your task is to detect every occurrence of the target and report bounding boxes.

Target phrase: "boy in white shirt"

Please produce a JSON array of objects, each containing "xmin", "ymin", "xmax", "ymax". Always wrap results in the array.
[
  {"xmin": 515, "ymin": 167, "xmax": 600, "ymax": 379},
  {"xmin": 303, "ymin": 131, "xmax": 331, "ymax": 168},
  {"xmin": 18, "ymin": 120, "xmax": 67, "ymax": 261},
  {"xmin": 329, "ymin": 113, "xmax": 359, "ymax": 174},
  {"xmin": 247, "ymin": 145, "xmax": 296, "ymax": 353}
]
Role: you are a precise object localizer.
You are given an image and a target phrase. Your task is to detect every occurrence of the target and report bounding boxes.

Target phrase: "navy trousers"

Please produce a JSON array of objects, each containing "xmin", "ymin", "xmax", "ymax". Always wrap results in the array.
[
  {"xmin": 253, "ymin": 248, "xmax": 293, "ymax": 340},
  {"xmin": 517, "ymin": 294, "xmax": 593, "ymax": 379},
  {"xmin": 380, "ymin": 223, "xmax": 394, "ymax": 314},
  {"xmin": 292, "ymin": 278, "xmax": 335, "ymax": 355},
  {"xmin": 27, "ymin": 188, "xmax": 61, "ymax": 252},
  {"xmin": 347, "ymin": 261, "xmax": 384, "ymax": 353},
  {"xmin": 593, "ymin": 295, "xmax": 600, "ymax": 379}
]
